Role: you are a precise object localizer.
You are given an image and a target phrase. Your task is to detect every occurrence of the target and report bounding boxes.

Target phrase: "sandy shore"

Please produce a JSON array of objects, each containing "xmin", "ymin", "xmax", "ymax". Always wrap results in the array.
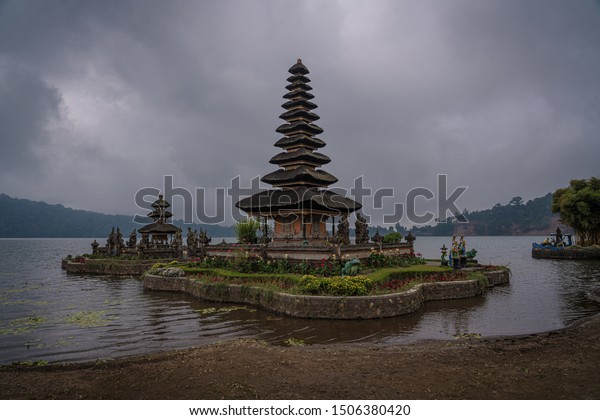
[{"xmin": 2, "ymin": 314, "xmax": 600, "ymax": 399}]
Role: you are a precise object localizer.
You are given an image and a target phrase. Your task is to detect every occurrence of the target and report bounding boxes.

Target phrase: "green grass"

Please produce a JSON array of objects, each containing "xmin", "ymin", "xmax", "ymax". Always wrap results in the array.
[{"xmin": 180, "ymin": 264, "xmax": 461, "ymax": 296}]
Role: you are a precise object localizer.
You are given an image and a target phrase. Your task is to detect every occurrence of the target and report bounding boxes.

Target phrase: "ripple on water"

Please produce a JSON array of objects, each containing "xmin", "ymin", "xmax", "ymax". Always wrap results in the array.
[{"xmin": 1, "ymin": 237, "xmax": 600, "ymax": 364}]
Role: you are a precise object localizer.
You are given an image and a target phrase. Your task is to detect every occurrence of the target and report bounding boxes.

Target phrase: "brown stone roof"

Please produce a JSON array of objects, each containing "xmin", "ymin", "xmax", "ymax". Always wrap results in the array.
[
  {"xmin": 261, "ymin": 166, "xmax": 337, "ymax": 187},
  {"xmin": 236, "ymin": 186, "xmax": 361, "ymax": 213},
  {"xmin": 269, "ymin": 148, "xmax": 331, "ymax": 166}
]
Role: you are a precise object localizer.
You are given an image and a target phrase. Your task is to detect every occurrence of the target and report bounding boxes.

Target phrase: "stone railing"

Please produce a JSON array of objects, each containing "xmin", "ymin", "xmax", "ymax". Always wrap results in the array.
[{"xmin": 143, "ymin": 269, "xmax": 509, "ymax": 319}]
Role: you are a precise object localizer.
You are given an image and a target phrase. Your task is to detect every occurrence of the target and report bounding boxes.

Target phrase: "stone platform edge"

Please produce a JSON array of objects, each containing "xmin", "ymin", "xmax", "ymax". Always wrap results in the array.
[{"xmin": 142, "ymin": 269, "xmax": 509, "ymax": 319}]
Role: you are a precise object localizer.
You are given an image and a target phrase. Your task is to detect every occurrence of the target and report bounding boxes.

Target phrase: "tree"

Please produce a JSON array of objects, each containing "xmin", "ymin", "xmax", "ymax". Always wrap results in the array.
[
  {"xmin": 552, "ymin": 177, "xmax": 600, "ymax": 246},
  {"xmin": 509, "ymin": 196, "xmax": 524, "ymax": 206}
]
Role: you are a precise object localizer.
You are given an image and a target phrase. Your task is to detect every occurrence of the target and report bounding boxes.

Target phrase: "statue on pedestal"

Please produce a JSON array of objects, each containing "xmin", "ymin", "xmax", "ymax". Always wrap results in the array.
[
  {"xmin": 355, "ymin": 212, "xmax": 369, "ymax": 244},
  {"xmin": 127, "ymin": 229, "xmax": 137, "ymax": 247},
  {"xmin": 187, "ymin": 227, "xmax": 196, "ymax": 255},
  {"xmin": 336, "ymin": 215, "xmax": 350, "ymax": 246}
]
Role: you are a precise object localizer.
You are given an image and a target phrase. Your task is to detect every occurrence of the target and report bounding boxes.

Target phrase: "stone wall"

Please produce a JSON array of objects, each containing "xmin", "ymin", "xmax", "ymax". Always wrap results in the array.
[
  {"xmin": 532, "ymin": 248, "xmax": 600, "ymax": 259},
  {"xmin": 143, "ymin": 269, "xmax": 509, "ymax": 319},
  {"xmin": 205, "ymin": 242, "xmax": 412, "ymax": 262},
  {"xmin": 62, "ymin": 259, "xmax": 162, "ymax": 276}
]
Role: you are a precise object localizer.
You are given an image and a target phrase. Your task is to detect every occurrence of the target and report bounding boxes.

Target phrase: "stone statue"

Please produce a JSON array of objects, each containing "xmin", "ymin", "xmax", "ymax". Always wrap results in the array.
[
  {"xmin": 336, "ymin": 215, "xmax": 350, "ymax": 246},
  {"xmin": 405, "ymin": 231, "xmax": 416, "ymax": 245},
  {"xmin": 341, "ymin": 258, "xmax": 361, "ymax": 276},
  {"xmin": 198, "ymin": 228, "xmax": 211, "ymax": 246},
  {"xmin": 127, "ymin": 229, "xmax": 137, "ymax": 247},
  {"xmin": 174, "ymin": 228, "xmax": 183, "ymax": 251},
  {"xmin": 107, "ymin": 227, "xmax": 116, "ymax": 256},
  {"xmin": 354, "ymin": 212, "xmax": 369, "ymax": 244},
  {"xmin": 371, "ymin": 229, "xmax": 383, "ymax": 244},
  {"xmin": 91, "ymin": 239, "xmax": 99, "ymax": 254},
  {"xmin": 186, "ymin": 227, "xmax": 196, "ymax": 254},
  {"xmin": 138, "ymin": 233, "xmax": 149, "ymax": 250},
  {"xmin": 116, "ymin": 227, "xmax": 124, "ymax": 256}
]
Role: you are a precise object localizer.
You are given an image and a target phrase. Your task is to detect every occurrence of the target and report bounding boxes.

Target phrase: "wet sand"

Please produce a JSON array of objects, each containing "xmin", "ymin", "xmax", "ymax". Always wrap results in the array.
[{"xmin": 1, "ymin": 314, "xmax": 600, "ymax": 399}]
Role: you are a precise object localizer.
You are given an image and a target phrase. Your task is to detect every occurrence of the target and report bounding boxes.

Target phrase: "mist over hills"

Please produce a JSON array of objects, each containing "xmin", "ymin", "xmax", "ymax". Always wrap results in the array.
[{"xmin": 0, "ymin": 192, "xmax": 562, "ymax": 238}]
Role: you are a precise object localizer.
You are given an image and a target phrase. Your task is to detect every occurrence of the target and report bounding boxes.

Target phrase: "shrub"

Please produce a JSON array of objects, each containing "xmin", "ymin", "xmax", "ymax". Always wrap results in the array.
[
  {"xmin": 299, "ymin": 275, "xmax": 374, "ymax": 296},
  {"xmin": 383, "ymin": 232, "xmax": 403, "ymax": 243},
  {"xmin": 234, "ymin": 218, "xmax": 261, "ymax": 244}
]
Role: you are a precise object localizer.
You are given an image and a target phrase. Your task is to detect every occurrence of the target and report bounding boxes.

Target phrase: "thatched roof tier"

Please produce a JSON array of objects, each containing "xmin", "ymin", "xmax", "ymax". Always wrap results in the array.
[
  {"xmin": 283, "ymin": 90, "xmax": 314, "ymax": 101},
  {"xmin": 285, "ymin": 82, "xmax": 313, "ymax": 92},
  {"xmin": 147, "ymin": 209, "xmax": 173, "ymax": 219},
  {"xmin": 151, "ymin": 195, "xmax": 171, "ymax": 209},
  {"xmin": 236, "ymin": 186, "xmax": 361, "ymax": 214},
  {"xmin": 288, "ymin": 59, "xmax": 310, "ymax": 75},
  {"xmin": 274, "ymin": 135, "xmax": 326, "ymax": 150},
  {"xmin": 279, "ymin": 109, "xmax": 320, "ymax": 122},
  {"xmin": 281, "ymin": 99, "xmax": 318, "ymax": 110},
  {"xmin": 269, "ymin": 148, "xmax": 331, "ymax": 166},
  {"xmin": 138, "ymin": 221, "xmax": 179, "ymax": 234},
  {"xmin": 276, "ymin": 122, "xmax": 323, "ymax": 136},
  {"xmin": 261, "ymin": 166, "xmax": 337, "ymax": 187},
  {"xmin": 287, "ymin": 74, "xmax": 311, "ymax": 84}
]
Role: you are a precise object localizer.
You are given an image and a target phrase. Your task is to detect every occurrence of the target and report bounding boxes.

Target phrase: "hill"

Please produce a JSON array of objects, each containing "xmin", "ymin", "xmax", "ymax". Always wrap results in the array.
[
  {"xmin": 0, "ymin": 193, "xmax": 234, "ymax": 238},
  {"xmin": 0, "ymin": 192, "xmax": 567, "ymax": 238},
  {"xmin": 407, "ymin": 193, "xmax": 567, "ymax": 236}
]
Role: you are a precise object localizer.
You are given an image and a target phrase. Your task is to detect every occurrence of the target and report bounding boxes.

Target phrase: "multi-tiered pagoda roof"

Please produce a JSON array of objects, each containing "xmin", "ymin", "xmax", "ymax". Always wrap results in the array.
[
  {"xmin": 237, "ymin": 59, "xmax": 360, "ymax": 217},
  {"xmin": 138, "ymin": 194, "xmax": 179, "ymax": 235}
]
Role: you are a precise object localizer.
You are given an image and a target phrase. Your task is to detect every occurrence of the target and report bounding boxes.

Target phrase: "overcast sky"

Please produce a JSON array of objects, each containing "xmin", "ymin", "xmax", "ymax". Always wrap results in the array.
[{"xmin": 1, "ymin": 0, "xmax": 599, "ymax": 226}]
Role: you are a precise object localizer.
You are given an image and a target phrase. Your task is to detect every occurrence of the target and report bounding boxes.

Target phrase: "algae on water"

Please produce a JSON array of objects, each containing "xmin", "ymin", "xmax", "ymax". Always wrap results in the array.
[
  {"xmin": 195, "ymin": 306, "xmax": 256, "ymax": 315},
  {"xmin": 0, "ymin": 316, "xmax": 47, "ymax": 336},
  {"xmin": 65, "ymin": 310, "xmax": 117, "ymax": 328}
]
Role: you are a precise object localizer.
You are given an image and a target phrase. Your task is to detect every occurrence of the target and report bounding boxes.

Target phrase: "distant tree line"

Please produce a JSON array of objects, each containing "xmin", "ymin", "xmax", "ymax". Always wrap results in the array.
[
  {"xmin": 0, "ymin": 194, "xmax": 234, "ymax": 238},
  {"xmin": 389, "ymin": 193, "xmax": 556, "ymax": 236},
  {"xmin": 0, "ymin": 191, "xmax": 570, "ymax": 239}
]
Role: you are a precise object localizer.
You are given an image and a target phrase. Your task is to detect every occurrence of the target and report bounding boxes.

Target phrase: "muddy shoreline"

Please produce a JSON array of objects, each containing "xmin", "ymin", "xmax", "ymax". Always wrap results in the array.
[{"xmin": 2, "ymin": 314, "xmax": 600, "ymax": 399}]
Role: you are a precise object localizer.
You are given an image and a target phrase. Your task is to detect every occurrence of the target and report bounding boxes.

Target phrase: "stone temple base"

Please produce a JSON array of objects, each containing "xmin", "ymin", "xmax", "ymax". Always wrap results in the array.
[{"xmin": 204, "ymin": 242, "xmax": 413, "ymax": 262}]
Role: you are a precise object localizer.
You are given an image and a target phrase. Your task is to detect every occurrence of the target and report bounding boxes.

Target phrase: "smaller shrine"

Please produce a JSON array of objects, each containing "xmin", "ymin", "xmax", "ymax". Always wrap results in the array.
[
  {"xmin": 90, "ymin": 194, "xmax": 184, "ymax": 259},
  {"xmin": 137, "ymin": 194, "xmax": 180, "ymax": 250}
]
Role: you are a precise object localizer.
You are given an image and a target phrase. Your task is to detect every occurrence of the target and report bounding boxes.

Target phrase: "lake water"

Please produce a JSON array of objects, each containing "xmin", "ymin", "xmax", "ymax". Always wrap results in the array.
[{"xmin": 1, "ymin": 237, "xmax": 600, "ymax": 364}]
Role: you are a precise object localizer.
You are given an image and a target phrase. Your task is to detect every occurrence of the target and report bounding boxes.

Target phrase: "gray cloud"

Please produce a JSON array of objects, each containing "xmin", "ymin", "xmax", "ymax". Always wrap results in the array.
[{"xmin": 0, "ymin": 0, "xmax": 599, "ymax": 224}]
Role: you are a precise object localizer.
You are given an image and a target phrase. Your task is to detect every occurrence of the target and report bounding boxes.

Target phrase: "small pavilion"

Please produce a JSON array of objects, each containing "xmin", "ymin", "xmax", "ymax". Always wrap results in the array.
[
  {"xmin": 236, "ymin": 59, "xmax": 361, "ymax": 245},
  {"xmin": 138, "ymin": 194, "xmax": 179, "ymax": 245}
]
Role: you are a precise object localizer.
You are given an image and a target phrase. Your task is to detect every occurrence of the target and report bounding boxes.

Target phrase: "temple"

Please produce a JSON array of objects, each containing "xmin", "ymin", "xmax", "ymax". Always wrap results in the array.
[
  {"xmin": 236, "ymin": 59, "xmax": 361, "ymax": 245},
  {"xmin": 138, "ymin": 194, "xmax": 180, "ymax": 246}
]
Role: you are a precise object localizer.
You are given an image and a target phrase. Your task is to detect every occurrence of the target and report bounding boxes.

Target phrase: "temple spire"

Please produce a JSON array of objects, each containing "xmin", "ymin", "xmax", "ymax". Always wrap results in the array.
[{"xmin": 261, "ymin": 59, "xmax": 337, "ymax": 188}]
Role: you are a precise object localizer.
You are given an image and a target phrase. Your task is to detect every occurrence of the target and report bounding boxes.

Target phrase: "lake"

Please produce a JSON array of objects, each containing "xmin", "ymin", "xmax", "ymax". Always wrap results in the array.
[{"xmin": 1, "ymin": 237, "xmax": 599, "ymax": 364}]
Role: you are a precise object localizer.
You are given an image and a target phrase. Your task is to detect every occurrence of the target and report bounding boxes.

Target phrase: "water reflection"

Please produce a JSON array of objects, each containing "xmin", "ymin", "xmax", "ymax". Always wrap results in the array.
[{"xmin": 1, "ymin": 237, "xmax": 600, "ymax": 364}]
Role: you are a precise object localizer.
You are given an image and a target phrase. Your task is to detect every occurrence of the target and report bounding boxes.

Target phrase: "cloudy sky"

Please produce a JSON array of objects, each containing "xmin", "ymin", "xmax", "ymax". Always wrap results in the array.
[{"xmin": 1, "ymin": 0, "xmax": 599, "ymax": 225}]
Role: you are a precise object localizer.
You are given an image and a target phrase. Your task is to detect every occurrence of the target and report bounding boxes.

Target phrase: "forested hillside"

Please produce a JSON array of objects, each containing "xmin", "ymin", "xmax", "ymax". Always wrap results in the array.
[
  {"xmin": 408, "ymin": 193, "xmax": 564, "ymax": 236},
  {"xmin": 0, "ymin": 194, "xmax": 234, "ymax": 238},
  {"xmin": 0, "ymin": 192, "xmax": 565, "ymax": 238}
]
